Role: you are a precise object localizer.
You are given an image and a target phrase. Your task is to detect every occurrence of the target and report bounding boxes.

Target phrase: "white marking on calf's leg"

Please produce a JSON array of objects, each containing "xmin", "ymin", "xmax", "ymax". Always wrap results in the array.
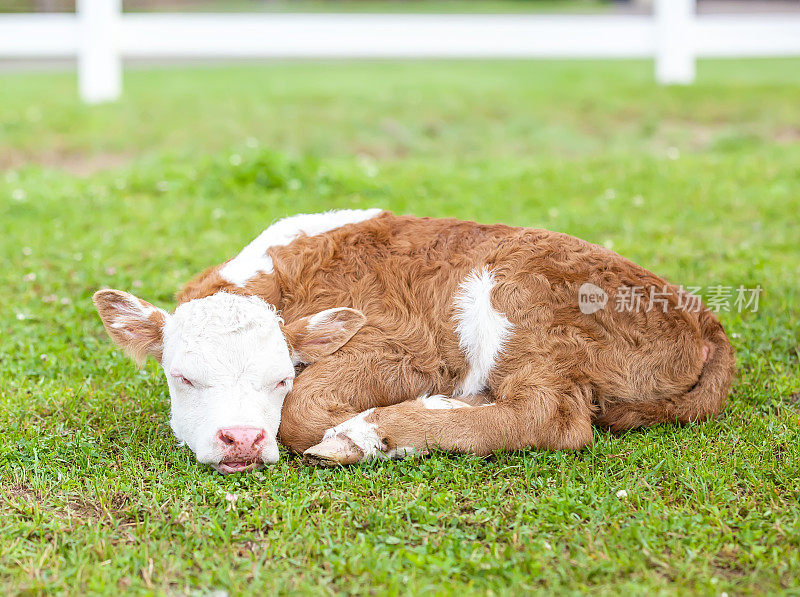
[
  {"xmin": 306, "ymin": 408, "xmax": 422, "ymax": 464},
  {"xmin": 309, "ymin": 396, "xmax": 474, "ymax": 465},
  {"xmin": 452, "ymin": 267, "xmax": 514, "ymax": 396},
  {"xmin": 385, "ymin": 445, "xmax": 420, "ymax": 459},
  {"xmin": 417, "ymin": 395, "xmax": 471, "ymax": 410},
  {"xmin": 322, "ymin": 408, "xmax": 382, "ymax": 460}
]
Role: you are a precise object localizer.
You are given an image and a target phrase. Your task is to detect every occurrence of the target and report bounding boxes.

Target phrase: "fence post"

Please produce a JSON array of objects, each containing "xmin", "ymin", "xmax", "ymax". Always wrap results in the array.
[
  {"xmin": 77, "ymin": 0, "xmax": 122, "ymax": 103},
  {"xmin": 655, "ymin": 0, "xmax": 696, "ymax": 84}
]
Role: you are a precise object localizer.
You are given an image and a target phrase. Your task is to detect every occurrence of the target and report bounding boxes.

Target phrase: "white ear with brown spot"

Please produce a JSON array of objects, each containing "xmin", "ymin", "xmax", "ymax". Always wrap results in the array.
[
  {"xmin": 92, "ymin": 289, "xmax": 169, "ymax": 365},
  {"xmin": 282, "ymin": 307, "xmax": 366, "ymax": 364}
]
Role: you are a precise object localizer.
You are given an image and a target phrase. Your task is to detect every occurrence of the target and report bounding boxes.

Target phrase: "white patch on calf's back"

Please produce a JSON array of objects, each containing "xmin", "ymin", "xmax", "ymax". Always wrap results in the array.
[
  {"xmin": 452, "ymin": 267, "xmax": 514, "ymax": 396},
  {"xmin": 220, "ymin": 208, "xmax": 382, "ymax": 286}
]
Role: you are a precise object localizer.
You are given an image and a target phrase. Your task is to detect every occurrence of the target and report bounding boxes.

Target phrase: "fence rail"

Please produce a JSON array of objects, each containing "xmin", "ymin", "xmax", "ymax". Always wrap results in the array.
[{"xmin": 1, "ymin": 0, "xmax": 800, "ymax": 103}]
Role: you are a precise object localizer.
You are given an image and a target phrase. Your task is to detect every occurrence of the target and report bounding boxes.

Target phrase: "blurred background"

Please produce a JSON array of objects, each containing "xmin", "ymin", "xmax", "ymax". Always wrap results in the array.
[
  {"xmin": 3, "ymin": 0, "xmax": 800, "ymax": 101},
  {"xmin": 0, "ymin": 0, "xmax": 798, "ymax": 277},
  {"xmin": 4, "ymin": 0, "xmax": 800, "ymax": 11}
]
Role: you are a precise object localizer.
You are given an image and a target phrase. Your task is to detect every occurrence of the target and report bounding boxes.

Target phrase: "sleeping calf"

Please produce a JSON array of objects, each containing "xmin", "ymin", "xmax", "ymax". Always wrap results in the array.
[{"xmin": 93, "ymin": 209, "xmax": 735, "ymax": 472}]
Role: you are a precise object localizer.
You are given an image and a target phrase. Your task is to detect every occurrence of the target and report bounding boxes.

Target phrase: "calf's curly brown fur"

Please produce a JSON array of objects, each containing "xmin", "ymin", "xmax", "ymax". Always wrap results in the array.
[{"xmin": 178, "ymin": 212, "xmax": 735, "ymax": 459}]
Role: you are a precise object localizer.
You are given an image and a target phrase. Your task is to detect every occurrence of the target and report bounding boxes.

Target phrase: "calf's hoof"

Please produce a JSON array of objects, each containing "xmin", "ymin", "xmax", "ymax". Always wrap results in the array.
[{"xmin": 303, "ymin": 434, "xmax": 364, "ymax": 466}]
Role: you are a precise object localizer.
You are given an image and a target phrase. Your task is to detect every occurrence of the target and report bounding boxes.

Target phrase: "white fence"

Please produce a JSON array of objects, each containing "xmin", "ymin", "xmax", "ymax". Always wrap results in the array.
[{"xmin": 1, "ymin": 0, "xmax": 800, "ymax": 103}]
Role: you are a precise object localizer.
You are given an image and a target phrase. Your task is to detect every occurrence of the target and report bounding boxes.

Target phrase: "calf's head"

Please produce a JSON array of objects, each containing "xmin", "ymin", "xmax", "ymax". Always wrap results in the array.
[{"xmin": 92, "ymin": 290, "xmax": 365, "ymax": 473}]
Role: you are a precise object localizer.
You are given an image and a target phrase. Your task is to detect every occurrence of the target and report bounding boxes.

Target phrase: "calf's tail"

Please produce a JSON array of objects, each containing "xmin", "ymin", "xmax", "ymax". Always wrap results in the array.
[
  {"xmin": 594, "ymin": 308, "xmax": 736, "ymax": 432},
  {"xmin": 666, "ymin": 308, "xmax": 736, "ymax": 423}
]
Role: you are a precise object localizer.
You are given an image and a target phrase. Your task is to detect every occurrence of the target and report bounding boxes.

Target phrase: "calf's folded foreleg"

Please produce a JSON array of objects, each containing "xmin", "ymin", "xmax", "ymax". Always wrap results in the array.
[
  {"xmin": 303, "ymin": 374, "xmax": 594, "ymax": 465},
  {"xmin": 278, "ymin": 351, "xmax": 437, "ymax": 453}
]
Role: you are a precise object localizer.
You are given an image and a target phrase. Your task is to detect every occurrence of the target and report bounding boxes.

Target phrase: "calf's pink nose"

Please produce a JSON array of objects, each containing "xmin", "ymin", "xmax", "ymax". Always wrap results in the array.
[{"xmin": 216, "ymin": 427, "xmax": 266, "ymax": 458}]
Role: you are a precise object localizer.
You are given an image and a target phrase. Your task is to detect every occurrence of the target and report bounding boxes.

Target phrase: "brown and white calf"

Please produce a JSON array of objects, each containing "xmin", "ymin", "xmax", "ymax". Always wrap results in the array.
[{"xmin": 93, "ymin": 209, "xmax": 735, "ymax": 472}]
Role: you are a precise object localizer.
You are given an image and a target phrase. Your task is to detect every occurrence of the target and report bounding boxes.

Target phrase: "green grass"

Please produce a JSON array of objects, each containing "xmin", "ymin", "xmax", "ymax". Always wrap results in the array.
[{"xmin": 1, "ymin": 58, "xmax": 799, "ymax": 595}]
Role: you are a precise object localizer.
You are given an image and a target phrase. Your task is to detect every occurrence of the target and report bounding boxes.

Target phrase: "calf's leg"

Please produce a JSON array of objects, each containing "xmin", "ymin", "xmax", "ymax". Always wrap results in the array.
[
  {"xmin": 303, "ymin": 372, "xmax": 594, "ymax": 465},
  {"xmin": 278, "ymin": 351, "xmax": 437, "ymax": 453}
]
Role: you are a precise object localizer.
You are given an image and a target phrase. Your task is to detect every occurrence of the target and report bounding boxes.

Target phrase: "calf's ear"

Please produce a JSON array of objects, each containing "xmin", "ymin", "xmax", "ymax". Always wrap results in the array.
[
  {"xmin": 282, "ymin": 307, "xmax": 366, "ymax": 364},
  {"xmin": 92, "ymin": 289, "xmax": 169, "ymax": 365}
]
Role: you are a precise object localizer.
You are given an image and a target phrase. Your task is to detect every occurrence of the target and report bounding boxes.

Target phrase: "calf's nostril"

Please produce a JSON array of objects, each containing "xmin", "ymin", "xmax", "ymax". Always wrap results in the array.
[
  {"xmin": 253, "ymin": 431, "xmax": 266, "ymax": 446},
  {"xmin": 217, "ymin": 431, "xmax": 235, "ymax": 446}
]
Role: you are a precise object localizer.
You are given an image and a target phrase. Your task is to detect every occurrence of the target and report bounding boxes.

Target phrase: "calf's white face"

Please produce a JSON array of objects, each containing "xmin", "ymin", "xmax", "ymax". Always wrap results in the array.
[
  {"xmin": 162, "ymin": 293, "xmax": 293, "ymax": 471},
  {"xmin": 93, "ymin": 290, "xmax": 365, "ymax": 474}
]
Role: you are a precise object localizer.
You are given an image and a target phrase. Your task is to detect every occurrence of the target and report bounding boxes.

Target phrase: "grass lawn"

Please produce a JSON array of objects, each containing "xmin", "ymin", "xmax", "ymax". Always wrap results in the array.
[{"xmin": 1, "ymin": 58, "xmax": 799, "ymax": 594}]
